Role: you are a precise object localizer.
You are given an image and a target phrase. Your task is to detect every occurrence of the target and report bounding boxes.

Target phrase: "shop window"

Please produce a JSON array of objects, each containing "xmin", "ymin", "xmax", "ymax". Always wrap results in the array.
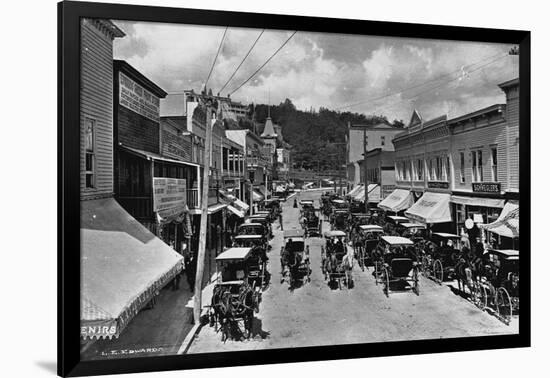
[
  {"xmin": 84, "ymin": 118, "xmax": 95, "ymax": 188},
  {"xmin": 491, "ymin": 147, "xmax": 498, "ymax": 182},
  {"xmin": 460, "ymin": 152, "xmax": 465, "ymax": 183}
]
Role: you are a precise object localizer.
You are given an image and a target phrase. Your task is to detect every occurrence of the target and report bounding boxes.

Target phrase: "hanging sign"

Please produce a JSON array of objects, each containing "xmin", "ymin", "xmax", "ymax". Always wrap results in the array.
[{"xmin": 153, "ymin": 177, "xmax": 187, "ymax": 212}]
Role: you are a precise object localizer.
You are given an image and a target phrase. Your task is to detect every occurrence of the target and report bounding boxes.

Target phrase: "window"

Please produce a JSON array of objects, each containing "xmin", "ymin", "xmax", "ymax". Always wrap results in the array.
[
  {"xmin": 491, "ymin": 147, "xmax": 498, "ymax": 182},
  {"xmin": 416, "ymin": 159, "xmax": 423, "ymax": 180},
  {"xmin": 380, "ymin": 136, "xmax": 385, "ymax": 146},
  {"xmin": 459, "ymin": 152, "xmax": 465, "ymax": 183},
  {"xmin": 84, "ymin": 118, "xmax": 95, "ymax": 188},
  {"xmin": 471, "ymin": 150, "xmax": 483, "ymax": 182},
  {"xmin": 435, "ymin": 157, "xmax": 443, "ymax": 181},
  {"xmin": 445, "ymin": 156, "xmax": 450, "ymax": 181},
  {"xmin": 428, "ymin": 159, "xmax": 434, "ymax": 181}
]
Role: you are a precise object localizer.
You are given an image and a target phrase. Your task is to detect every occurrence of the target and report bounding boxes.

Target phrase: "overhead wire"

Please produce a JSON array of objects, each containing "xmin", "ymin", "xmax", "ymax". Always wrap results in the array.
[
  {"xmin": 229, "ymin": 31, "xmax": 297, "ymax": 96},
  {"xmin": 218, "ymin": 29, "xmax": 265, "ymax": 96},
  {"xmin": 334, "ymin": 51, "xmax": 507, "ymax": 111},
  {"xmin": 203, "ymin": 26, "xmax": 229, "ymax": 92}
]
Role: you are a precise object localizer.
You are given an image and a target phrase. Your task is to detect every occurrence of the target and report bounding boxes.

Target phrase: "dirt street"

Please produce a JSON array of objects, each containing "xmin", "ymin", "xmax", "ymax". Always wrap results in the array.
[{"xmin": 188, "ymin": 190, "xmax": 518, "ymax": 353}]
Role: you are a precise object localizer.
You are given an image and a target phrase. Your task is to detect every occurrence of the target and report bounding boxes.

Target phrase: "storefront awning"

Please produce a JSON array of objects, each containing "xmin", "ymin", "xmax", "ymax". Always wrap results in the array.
[
  {"xmin": 354, "ymin": 184, "xmax": 380, "ymax": 203},
  {"xmin": 227, "ymin": 205, "xmax": 245, "ymax": 218},
  {"xmin": 348, "ymin": 184, "xmax": 363, "ymax": 198},
  {"xmin": 252, "ymin": 190, "xmax": 264, "ymax": 202},
  {"xmin": 218, "ymin": 189, "xmax": 249, "ymax": 212},
  {"xmin": 481, "ymin": 201, "xmax": 519, "ymax": 238},
  {"xmin": 119, "ymin": 144, "xmax": 200, "ymax": 168},
  {"xmin": 378, "ymin": 189, "xmax": 414, "ymax": 212},
  {"xmin": 81, "ymin": 198, "xmax": 183, "ymax": 340},
  {"xmin": 450, "ymin": 195, "xmax": 505, "ymax": 208},
  {"xmin": 405, "ymin": 192, "xmax": 451, "ymax": 224}
]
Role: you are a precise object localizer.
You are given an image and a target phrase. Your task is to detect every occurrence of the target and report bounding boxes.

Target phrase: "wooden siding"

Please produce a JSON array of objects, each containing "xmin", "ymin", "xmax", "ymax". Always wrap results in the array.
[
  {"xmin": 117, "ymin": 106, "xmax": 160, "ymax": 154},
  {"xmin": 504, "ymin": 86, "xmax": 520, "ymax": 191},
  {"xmin": 80, "ymin": 19, "xmax": 115, "ymax": 200},
  {"xmin": 450, "ymin": 115, "xmax": 506, "ymax": 194}
]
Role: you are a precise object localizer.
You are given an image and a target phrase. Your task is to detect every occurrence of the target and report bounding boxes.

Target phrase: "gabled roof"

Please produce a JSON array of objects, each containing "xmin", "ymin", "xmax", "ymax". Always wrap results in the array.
[{"xmin": 408, "ymin": 109, "xmax": 423, "ymax": 128}]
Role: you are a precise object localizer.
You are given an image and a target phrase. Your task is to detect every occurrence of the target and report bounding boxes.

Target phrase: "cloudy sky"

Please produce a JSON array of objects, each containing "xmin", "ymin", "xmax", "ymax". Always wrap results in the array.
[{"xmin": 112, "ymin": 20, "xmax": 518, "ymax": 123}]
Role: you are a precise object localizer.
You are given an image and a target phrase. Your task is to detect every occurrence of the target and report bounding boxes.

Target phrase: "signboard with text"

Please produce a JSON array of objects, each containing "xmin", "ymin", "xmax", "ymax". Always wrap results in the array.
[
  {"xmin": 428, "ymin": 181, "xmax": 449, "ymax": 189},
  {"xmin": 153, "ymin": 177, "xmax": 187, "ymax": 213},
  {"xmin": 119, "ymin": 72, "xmax": 160, "ymax": 122},
  {"xmin": 472, "ymin": 182, "xmax": 501, "ymax": 193}
]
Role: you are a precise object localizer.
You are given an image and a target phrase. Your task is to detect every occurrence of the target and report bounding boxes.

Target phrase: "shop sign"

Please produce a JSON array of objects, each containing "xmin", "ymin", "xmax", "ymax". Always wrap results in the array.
[
  {"xmin": 428, "ymin": 181, "xmax": 449, "ymax": 189},
  {"xmin": 153, "ymin": 177, "xmax": 186, "ymax": 212},
  {"xmin": 472, "ymin": 182, "xmax": 501, "ymax": 193},
  {"xmin": 119, "ymin": 72, "xmax": 160, "ymax": 122}
]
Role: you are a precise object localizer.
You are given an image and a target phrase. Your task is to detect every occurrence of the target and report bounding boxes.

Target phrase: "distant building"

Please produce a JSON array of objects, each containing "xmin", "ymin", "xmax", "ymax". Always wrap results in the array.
[{"xmin": 346, "ymin": 122, "xmax": 403, "ymax": 188}]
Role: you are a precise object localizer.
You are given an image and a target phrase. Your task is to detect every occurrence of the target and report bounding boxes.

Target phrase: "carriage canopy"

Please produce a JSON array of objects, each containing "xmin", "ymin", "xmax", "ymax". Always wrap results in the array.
[
  {"xmin": 216, "ymin": 247, "xmax": 253, "ymax": 261},
  {"xmin": 284, "ymin": 229, "xmax": 305, "ymax": 238},
  {"xmin": 324, "ymin": 230, "xmax": 347, "ymax": 238},
  {"xmin": 380, "ymin": 236, "xmax": 414, "ymax": 246},
  {"xmin": 359, "ymin": 224, "xmax": 384, "ymax": 232}
]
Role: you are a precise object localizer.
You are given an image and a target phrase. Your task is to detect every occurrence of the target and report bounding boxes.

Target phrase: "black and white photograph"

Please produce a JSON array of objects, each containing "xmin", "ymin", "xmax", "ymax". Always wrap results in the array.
[{"xmin": 77, "ymin": 15, "xmax": 522, "ymax": 362}]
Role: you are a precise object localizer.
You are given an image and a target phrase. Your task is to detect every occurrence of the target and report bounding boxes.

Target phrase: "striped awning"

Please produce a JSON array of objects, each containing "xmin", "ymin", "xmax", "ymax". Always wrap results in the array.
[{"xmin": 481, "ymin": 201, "xmax": 519, "ymax": 238}]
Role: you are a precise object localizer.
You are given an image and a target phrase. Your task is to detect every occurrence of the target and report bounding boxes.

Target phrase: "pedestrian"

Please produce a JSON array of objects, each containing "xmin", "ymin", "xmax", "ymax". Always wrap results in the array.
[{"xmin": 279, "ymin": 211, "xmax": 284, "ymax": 230}]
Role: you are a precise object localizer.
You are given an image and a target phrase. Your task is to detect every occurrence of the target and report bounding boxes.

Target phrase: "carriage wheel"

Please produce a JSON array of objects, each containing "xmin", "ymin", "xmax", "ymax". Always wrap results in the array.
[
  {"xmin": 412, "ymin": 268, "xmax": 420, "ymax": 296},
  {"xmin": 383, "ymin": 267, "xmax": 390, "ymax": 297},
  {"xmin": 433, "ymin": 259, "xmax": 444, "ymax": 284},
  {"xmin": 374, "ymin": 262, "xmax": 379, "ymax": 285},
  {"xmin": 477, "ymin": 284, "xmax": 488, "ymax": 310},
  {"xmin": 496, "ymin": 287, "xmax": 513, "ymax": 325},
  {"xmin": 469, "ymin": 282, "xmax": 483, "ymax": 309},
  {"xmin": 421, "ymin": 256, "xmax": 430, "ymax": 278}
]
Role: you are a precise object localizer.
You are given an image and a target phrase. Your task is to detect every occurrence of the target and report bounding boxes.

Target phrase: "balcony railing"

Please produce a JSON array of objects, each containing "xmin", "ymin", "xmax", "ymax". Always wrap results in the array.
[{"xmin": 187, "ymin": 188, "xmax": 200, "ymax": 209}]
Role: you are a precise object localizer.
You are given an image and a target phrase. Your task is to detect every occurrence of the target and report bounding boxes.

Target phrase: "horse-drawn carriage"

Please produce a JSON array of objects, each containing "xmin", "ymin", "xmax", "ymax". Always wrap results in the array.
[
  {"xmin": 383, "ymin": 215, "xmax": 409, "ymax": 235},
  {"xmin": 422, "ymin": 232, "xmax": 462, "ymax": 284},
  {"xmin": 330, "ymin": 209, "xmax": 349, "ymax": 232},
  {"xmin": 354, "ymin": 224, "xmax": 385, "ymax": 271},
  {"xmin": 280, "ymin": 229, "xmax": 311, "ymax": 287},
  {"xmin": 373, "ymin": 236, "xmax": 420, "ymax": 296},
  {"xmin": 474, "ymin": 249, "xmax": 519, "ymax": 325},
  {"xmin": 321, "ymin": 230, "xmax": 354, "ymax": 289},
  {"xmin": 246, "ymin": 214, "xmax": 273, "ymax": 239},
  {"xmin": 263, "ymin": 198, "xmax": 281, "ymax": 221},
  {"xmin": 209, "ymin": 248, "xmax": 262, "ymax": 341}
]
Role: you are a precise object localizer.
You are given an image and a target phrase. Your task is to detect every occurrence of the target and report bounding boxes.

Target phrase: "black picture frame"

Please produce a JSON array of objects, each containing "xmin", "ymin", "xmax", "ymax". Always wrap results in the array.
[{"xmin": 58, "ymin": 1, "xmax": 531, "ymax": 376}]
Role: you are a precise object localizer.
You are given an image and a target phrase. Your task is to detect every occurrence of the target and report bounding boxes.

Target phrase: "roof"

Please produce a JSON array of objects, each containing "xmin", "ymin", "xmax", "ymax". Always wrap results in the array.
[
  {"xmin": 239, "ymin": 222, "xmax": 263, "ymax": 227},
  {"xmin": 447, "ymin": 104, "xmax": 505, "ymax": 127},
  {"xmin": 381, "ymin": 236, "xmax": 414, "ymax": 246},
  {"xmin": 498, "ymin": 77, "xmax": 519, "ymax": 90},
  {"xmin": 400, "ymin": 222, "xmax": 426, "ymax": 229},
  {"xmin": 487, "ymin": 249, "xmax": 519, "ymax": 259},
  {"xmin": 324, "ymin": 230, "xmax": 347, "ymax": 238},
  {"xmin": 261, "ymin": 117, "xmax": 277, "ymax": 138},
  {"xmin": 285, "ymin": 237, "xmax": 305, "ymax": 243},
  {"xmin": 119, "ymin": 144, "xmax": 199, "ymax": 168},
  {"xmin": 234, "ymin": 234, "xmax": 263, "ymax": 239},
  {"xmin": 432, "ymin": 232, "xmax": 461, "ymax": 239},
  {"xmin": 114, "ymin": 60, "xmax": 167, "ymax": 98},
  {"xmin": 388, "ymin": 216, "xmax": 408, "ymax": 221},
  {"xmin": 300, "ymin": 200, "xmax": 314, "ymax": 204},
  {"xmin": 359, "ymin": 225, "xmax": 384, "ymax": 231},
  {"xmin": 97, "ymin": 19, "xmax": 126, "ymax": 38},
  {"xmin": 216, "ymin": 248, "xmax": 252, "ymax": 261}
]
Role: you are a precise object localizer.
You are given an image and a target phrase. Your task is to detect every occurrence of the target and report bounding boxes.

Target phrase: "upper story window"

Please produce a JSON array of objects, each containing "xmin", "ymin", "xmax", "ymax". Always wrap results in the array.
[
  {"xmin": 415, "ymin": 159, "xmax": 423, "ymax": 180},
  {"xmin": 459, "ymin": 152, "xmax": 465, "ymax": 183},
  {"xmin": 380, "ymin": 136, "xmax": 385, "ymax": 146},
  {"xmin": 364, "ymin": 135, "xmax": 368, "ymax": 147},
  {"xmin": 84, "ymin": 118, "xmax": 95, "ymax": 188},
  {"xmin": 471, "ymin": 150, "xmax": 483, "ymax": 182},
  {"xmin": 491, "ymin": 147, "xmax": 498, "ymax": 182}
]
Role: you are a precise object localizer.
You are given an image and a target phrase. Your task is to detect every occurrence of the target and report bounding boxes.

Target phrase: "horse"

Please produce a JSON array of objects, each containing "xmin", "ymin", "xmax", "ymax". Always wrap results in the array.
[
  {"xmin": 324, "ymin": 249, "xmax": 354, "ymax": 288},
  {"xmin": 281, "ymin": 246, "xmax": 302, "ymax": 286}
]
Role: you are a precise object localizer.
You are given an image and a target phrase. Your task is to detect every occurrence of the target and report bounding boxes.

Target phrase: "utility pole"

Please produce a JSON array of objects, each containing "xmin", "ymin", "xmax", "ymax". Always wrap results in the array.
[
  {"xmin": 193, "ymin": 96, "xmax": 215, "ymax": 324},
  {"xmin": 363, "ymin": 126, "xmax": 369, "ymax": 214}
]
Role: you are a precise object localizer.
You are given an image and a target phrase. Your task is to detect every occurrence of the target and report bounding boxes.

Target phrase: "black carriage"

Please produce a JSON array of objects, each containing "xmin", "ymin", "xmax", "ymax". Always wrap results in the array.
[
  {"xmin": 383, "ymin": 215, "xmax": 409, "ymax": 235},
  {"xmin": 246, "ymin": 215, "xmax": 273, "ymax": 239},
  {"xmin": 302, "ymin": 211, "xmax": 322, "ymax": 237},
  {"xmin": 264, "ymin": 199, "xmax": 281, "ymax": 220},
  {"xmin": 330, "ymin": 209, "xmax": 349, "ymax": 232},
  {"xmin": 238, "ymin": 222, "xmax": 270, "ymax": 242},
  {"xmin": 321, "ymin": 230, "xmax": 353, "ymax": 289},
  {"xmin": 280, "ymin": 229, "xmax": 311, "ymax": 287},
  {"xmin": 232, "ymin": 234, "xmax": 270, "ymax": 288},
  {"xmin": 475, "ymin": 249, "xmax": 519, "ymax": 325},
  {"xmin": 373, "ymin": 236, "xmax": 420, "ymax": 297},
  {"xmin": 354, "ymin": 224, "xmax": 385, "ymax": 271},
  {"xmin": 209, "ymin": 248, "xmax": 262, "ymax": 341},
  {"xmin": 422, "ymin": 232, "xmax": 462, "ymax": 284}
]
